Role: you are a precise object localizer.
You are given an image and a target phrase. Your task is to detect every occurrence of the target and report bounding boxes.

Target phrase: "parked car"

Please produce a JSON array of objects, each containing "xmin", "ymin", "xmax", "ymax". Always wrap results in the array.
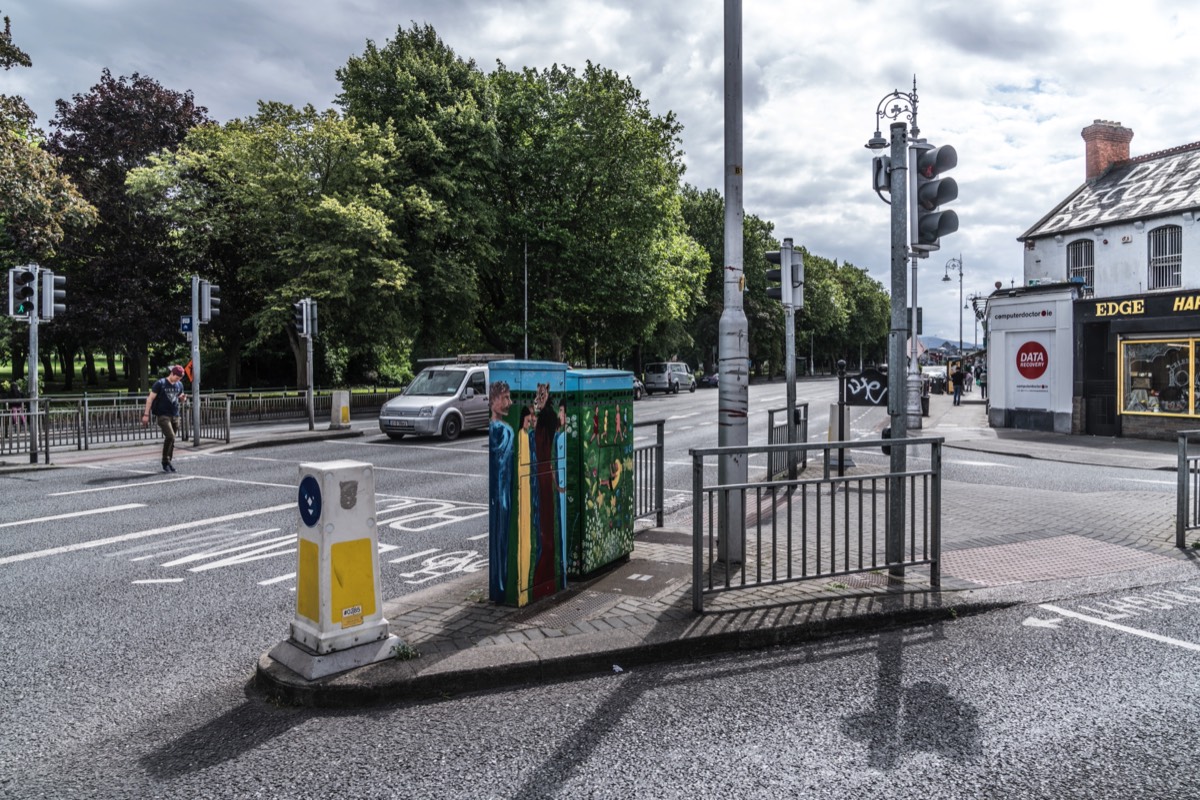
[
  {"xmin": 633, "ymin": 377, "xmax": 644, "ymax": 400},
  {"xmin": 700, "ymin": 372, "xmax": 719, "ymax": 388},
  {"xmin": 643, "ymin": 362, "xmax": 696, "ymax": 395},
  {"xmin": 378, "ymin": 363, "xmax": 489, "ymax": 440}
]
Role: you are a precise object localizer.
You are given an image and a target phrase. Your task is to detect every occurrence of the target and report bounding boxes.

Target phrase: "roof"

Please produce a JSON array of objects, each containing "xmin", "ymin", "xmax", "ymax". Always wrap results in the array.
[{"xmin": 1019, "ymin": 140, "xmax": 1200, "ymax": 240}]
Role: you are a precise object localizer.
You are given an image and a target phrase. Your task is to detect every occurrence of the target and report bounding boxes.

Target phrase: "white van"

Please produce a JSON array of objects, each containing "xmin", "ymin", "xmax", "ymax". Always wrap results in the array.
[
  {"xmin": 378, "ymin": 363, "xmax": 490, "ymax": 440},
  {"xmin": 643, "ymin": 362, "xmax": 696, "ymax": 395}
]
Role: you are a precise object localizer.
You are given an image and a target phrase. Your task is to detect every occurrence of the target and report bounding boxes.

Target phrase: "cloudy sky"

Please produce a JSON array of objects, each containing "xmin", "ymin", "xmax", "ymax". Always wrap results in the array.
[{"xmin": 4, "ymin": 0, "xmax": 1198, "ymax": 344}]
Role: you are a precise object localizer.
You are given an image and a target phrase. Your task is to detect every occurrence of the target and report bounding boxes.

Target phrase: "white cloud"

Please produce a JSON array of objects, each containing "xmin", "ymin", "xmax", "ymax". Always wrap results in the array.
[{"xmin": 4, "ymin": 0, "xmax": 1197, "ymax": 342}]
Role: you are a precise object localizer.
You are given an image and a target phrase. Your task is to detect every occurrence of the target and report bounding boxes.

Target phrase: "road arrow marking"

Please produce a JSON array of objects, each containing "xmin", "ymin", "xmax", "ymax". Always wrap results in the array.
[
  {"xmin": 1040, "ymin": 603, "xmax": 1200, "ymax": 652},
  {"xmin": 1023, "ymin": 616, "xmax": 1063, "ymax": 629}
]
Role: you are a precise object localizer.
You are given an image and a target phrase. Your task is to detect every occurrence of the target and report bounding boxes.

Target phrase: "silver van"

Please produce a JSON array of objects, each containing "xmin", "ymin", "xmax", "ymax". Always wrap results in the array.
[
  {"xmin": 378, "ymin": 364, "xmax": 490, "ymax": 440},
  {"xmin": 643, "ymin": 362, "xmax": 696, "ymax": 395}
]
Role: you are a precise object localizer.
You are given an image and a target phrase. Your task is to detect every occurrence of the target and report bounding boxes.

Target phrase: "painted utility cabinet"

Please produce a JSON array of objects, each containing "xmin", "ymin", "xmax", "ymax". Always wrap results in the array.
[
  {"xmin": 487, "ymin": 361, "xmax": 569, "ymax": 607},
  {"xmin": 564, "ymin": 369, "xmax": 635, "ymax": 576}
]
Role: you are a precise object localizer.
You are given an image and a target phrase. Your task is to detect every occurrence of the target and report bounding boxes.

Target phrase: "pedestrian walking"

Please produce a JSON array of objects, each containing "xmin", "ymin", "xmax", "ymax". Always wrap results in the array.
[
  {"xmin": 979, "ymin": 366, "xmax": 988, "ymax": 401},
  {"xmin": 963, "ymin": 364, "xmax": 973, "ymax": 393},
  {"xmin": 142, "ymin": 365, "xmax": 187, "ymax": 472},
  {"xmin": 951, "ymin": 365, "xmax": 965, "ymax": 406}
]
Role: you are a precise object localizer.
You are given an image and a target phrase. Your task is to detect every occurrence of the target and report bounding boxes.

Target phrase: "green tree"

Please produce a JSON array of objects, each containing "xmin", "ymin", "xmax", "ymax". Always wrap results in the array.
[
  {"xmin": 0, "ymin": 13, "xmax": 95, "ymax": 385},
  {"xmin": 489, "ymin": 62, "xmax": 706, "ymax": 365},
  {"xmin": 336, "ymin": 23, "xmax": 498, "ymax": 360},
  {"xmin": 45, "ymin": 69, "xmax": 206, "ymax": 391},
  {"xmin": 127, "ymin": 103, "xmax": 409, "ymax": 387},
  {"xmin": 678, "ymin": 185, "xmax": 779, "ymax": 375}
]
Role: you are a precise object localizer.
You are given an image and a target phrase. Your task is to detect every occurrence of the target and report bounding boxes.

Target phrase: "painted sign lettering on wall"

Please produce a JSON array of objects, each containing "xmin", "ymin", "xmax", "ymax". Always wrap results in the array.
[{"xmin": 1016, "ymin": 341, "xmax": 1048, "ymax": 380}]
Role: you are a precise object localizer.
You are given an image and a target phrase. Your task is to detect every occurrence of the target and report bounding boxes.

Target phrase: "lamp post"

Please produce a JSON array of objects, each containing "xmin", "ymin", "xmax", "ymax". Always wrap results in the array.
[
  {"xmin": 944, "ymin": 255, "xmax": 963, "ymax": 354},
  {"xmin": 967, "ymin": 292, "xmax": 986, "ymax": 349},
  {"xmin": 865, "ymin": 77, "xmax": 919, "ymax": 577}
]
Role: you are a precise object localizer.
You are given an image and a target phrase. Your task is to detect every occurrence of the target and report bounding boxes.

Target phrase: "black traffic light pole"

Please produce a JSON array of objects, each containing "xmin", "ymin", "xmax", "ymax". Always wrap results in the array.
[{"xmin": 27, "ymin": 268, "xmax": 39, "ymax": 464}]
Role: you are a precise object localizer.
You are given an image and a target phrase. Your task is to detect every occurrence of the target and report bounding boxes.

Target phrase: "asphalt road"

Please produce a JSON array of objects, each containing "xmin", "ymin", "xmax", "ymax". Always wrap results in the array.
[{"xmin": 1, "ymin": 382, "xmax": 1194, "ymax": 798}]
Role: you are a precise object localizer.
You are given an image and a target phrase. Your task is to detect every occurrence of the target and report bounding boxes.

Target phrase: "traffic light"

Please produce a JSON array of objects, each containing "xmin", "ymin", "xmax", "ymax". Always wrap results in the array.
[
  {"xmin": 307, "ymin": 300, "xmax": 318, "ymax": 338},
  {"xmin": 909, "ymin": 142, "xmax": 958, "ymax": 253},
  {"xmin": 199, "ymin": 280, "xmax": 220, "ymax": 323},
  {"xmin": 8, "ymin": 267, "xmax": 37, "ymax": 318},
  {"xmin": 292, "ymin": 299, "xmax": 309, "ymax": 336},
  {"xmin": 765, "ymin": 238, "xmax": 804, "ymax": 308},
  {"xmin": 40, "ymin": 270, "xmax": 66, "ymax": 320}
]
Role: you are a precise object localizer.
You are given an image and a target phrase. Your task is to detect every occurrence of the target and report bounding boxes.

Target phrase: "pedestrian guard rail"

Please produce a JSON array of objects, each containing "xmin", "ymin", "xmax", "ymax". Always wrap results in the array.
[
  {"xmin": 0, "ymin": 388, "xmax": 401, "ymax": 460},
  {"xmin": 1175, "ymin": 429, "xmax": 1200, "ymax": 548},
  {"xmin": 766, "ymin": 403, "xmax": 810, "ymax": 478},
  {"xmin": 632, "ymin": 419, "xmax": 666, "ymax": 527},
  {"xmin": 690, "ymin": 435, "xmax": 942, "ymax": 612}
]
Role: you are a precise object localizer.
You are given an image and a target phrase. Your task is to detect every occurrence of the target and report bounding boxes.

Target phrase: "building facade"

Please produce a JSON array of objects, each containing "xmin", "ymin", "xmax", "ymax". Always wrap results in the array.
[{"xmin": 992, "ymin": 120, "xmax": 1200, "ymax": 439}]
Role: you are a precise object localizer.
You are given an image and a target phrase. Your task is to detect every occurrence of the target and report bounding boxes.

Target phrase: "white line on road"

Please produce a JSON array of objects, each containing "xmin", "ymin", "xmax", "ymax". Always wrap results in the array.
[
  {"xmin": 0, "ymin": 503, "xmax": 145, "ymax": 530},
  {"xmin": 666, "ymin": 412, "xmax": 700, "ymax": 420},
  {"xmin": 132, "ymin": 578, "xmax": 185, "ymax": 584},
  {"xmin": 947, "ymin": 460, "xmax": 1017, "ymax": 468},
  {"xmin": 1039, "ymin": 603, "xmax": 1200, "ymax": 653},
  {"xmin": 0, "ymin": 503, "xmax": 294, "ymax": 566},
  {"xmin": 50, "ymin": 478, "xmax": 193, "ymax": 496},
  {"xmin": 467, "ymin": 533, "xmax": 488, "ymax": 541},
  {"xmin": 1121, "ymin": 478, "xmax": 1176, "ymax": 485},
  {"xmin": 371, "ymin": 466, "xmax": 486, "ymax": 478},
  {"xmin": 389, "ymin": 548, "xmax": 440, "ymax": 563},
  {"xmin": 259, "ymin": 572, "xmax": 297, "ymax": 585}
]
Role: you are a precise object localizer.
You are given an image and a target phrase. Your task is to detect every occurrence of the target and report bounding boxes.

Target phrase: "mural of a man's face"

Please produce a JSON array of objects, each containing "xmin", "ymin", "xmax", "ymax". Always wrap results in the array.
[{"xmin": 489, "ymin": 382, "xmax": 512, "ymax": 420}]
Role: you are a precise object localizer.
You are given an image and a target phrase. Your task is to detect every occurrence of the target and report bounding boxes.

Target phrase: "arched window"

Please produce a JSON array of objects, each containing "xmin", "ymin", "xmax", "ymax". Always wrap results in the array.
[
  {"xmin": 1067, "ymin": 239, "xmax": 1094, "ymax": 296},
  {"xmin": 1148, "ymin": 224, "xmax": 1182, "ymax": 290}
]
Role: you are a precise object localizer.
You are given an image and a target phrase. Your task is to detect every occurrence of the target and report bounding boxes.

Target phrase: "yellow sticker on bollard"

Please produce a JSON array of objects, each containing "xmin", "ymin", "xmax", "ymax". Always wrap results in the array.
[{"xmin": 329, "ymin": 538, "xmax": 376, "ymax": 625}]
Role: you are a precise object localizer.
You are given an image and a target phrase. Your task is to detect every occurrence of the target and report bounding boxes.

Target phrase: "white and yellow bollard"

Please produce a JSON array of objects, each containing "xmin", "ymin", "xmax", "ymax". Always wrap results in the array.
[
  {"xmin": 292, "ymin": 459, "xmax": 388, "ymax": 652},
  {"xmin": 330, "ymin": 390, "xmax": 351, "ymax": 429},
  {"xmin": 269, "ymin": 459, "xmax": 399, "ymax": 679}
]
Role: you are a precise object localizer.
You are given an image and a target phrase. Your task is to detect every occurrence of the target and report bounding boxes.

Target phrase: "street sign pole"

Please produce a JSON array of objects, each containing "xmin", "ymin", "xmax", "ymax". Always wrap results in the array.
[
  {"xmin": 27, "ymin": 268, "xmax": 39, "ymax": 464},
  {"xmin": 191, "ymin": 276, "xmax": 201, "ymax": 446}
]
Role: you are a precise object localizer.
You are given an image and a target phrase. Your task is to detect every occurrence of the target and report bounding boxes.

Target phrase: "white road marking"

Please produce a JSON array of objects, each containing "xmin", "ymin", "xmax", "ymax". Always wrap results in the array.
[
  {"xmin": 259, "ymin": 573, "xmax": 296, "ymax": 585},
  {"xmin": 1039, "ymin": 603, "xmax": 1200, "ymax": 652},
  {"xmin": 131, "ymin": 578, "xmax": 185, "ymax": 584},
  {"xmin": 0, "ymin": 503, "xmax": 294, "ymax": 566},
  {"xmin": 50, "ymin": 478, "xmax": 192, "ymax": 496},
  {"xmin": 1022, "ymin": 616, "xmax": 1063, "ymax": 628},
  {"xmin": 948, "ymin": 460, "xmax": 1017, "ymax": 468},
  {"xmin": 1122, "ymin": 478, "xmax": 1176, "ymax": 485},
  {"xmin": 467, "ymin": 533, "xmax": 489, "ymax": 541},
  {"xmin": 667, "ymin": 412, "xmax": 700, "ymax": 420},
  {"xmin": 160, "ymin": 529, "xmax": 285, "ymax": 568},
  {"xmin": 389, "ymin": 548, "xmax": 440, "ymax": 563},
  {"xmin": 0, "ymin": 503, "xmax": 145, "ymax": 530},
  {"xmin": 371, "ymin": 465, "xmax": 486, "ymax": 478}
]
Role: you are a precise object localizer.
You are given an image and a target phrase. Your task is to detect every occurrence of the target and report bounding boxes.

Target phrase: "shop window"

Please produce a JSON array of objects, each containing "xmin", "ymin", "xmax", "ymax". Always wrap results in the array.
[
  {"xmin": 1147, "ymin": 225, "xmax": 1182, "ymax": 290},
  {"xmin": 1121, "ymin": 339, "xmax": 1192, "ymax": 415},
  {"xmin": 1067, "ymin": 239, "xmax": 1094, "ymax": 297}
]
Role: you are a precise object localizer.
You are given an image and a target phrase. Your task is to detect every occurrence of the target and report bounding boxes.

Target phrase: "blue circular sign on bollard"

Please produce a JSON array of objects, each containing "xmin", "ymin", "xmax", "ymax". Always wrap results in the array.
[{"xmin": 298, "ymin": 475, "xmax": 322, "ymax": 527}]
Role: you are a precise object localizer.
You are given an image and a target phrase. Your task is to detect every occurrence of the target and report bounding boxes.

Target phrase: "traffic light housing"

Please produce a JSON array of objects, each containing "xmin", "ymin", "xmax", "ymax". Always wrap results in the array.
[
  {"xmin": 40, "ymin": 270, "xmax": 66, "ymax": 320},
  {"xmin": 199, "ymin": 280, "xmax": 220, "ymax": 323},
  {"xmin": 8, "ymin": 267, "xmax": 36, "ymax": 318},
  {"xmin": 292, "ymin": 299, "xmax": 309, "ymax": 336},
  {"xmin": 307, "ymin": 300, "xmax": 318, "ymax": 337},
  {"xmin": 765, "ymin": 239, "xmax": 804, "ymax": 309},
  {"xmin": 910, "ymin": 142, "xmax": 958, "ymax": 253}
]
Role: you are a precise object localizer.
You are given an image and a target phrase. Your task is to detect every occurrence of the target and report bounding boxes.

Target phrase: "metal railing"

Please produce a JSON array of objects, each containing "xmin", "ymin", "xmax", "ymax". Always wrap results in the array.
[
  {"xmin": 633, "ymin": 419, "xmax": 666, "ymax": 526},
  {"xmin": 1175, "ymin": 429, "xmax": 1200, "ymax": 548},
  {"xmin": 690, "ymin": 436, "xmax": 942, "ymax": 611},
  {"xmin": 0, "ymin": 388, "xmax": 402, "ymax": 460},
  {"xmin": 766, "ymin": 403, "xmax": 809, "ymax": 478}
]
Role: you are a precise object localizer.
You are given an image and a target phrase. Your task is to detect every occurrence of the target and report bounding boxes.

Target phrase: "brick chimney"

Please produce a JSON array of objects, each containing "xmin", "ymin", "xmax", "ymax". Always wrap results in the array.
[{"xmin": 1081, "ymin": 120, "xmax": 1134, "ymax": 182}]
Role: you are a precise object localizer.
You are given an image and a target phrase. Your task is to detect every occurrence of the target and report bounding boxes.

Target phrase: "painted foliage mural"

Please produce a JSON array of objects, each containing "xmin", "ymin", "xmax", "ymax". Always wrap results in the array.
[{"xmin": 488, "ymin": 363, "xmax": 633, "ymax": 607}]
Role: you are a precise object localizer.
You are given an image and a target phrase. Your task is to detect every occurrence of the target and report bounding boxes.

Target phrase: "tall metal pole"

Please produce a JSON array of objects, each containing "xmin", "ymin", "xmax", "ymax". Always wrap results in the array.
[
  {"xmin": 27, "ymin": 268, "xmax": 39, "ymax": 464},
  {"xmin": 782, "ymin": 238, "xmax": 797, "ymax": 481},
  {"xmin": 717, "ymin": 0, "xmax": 748, "ymax": 563},
  {"xmin": 306, "ymin": 313, "xmax": 315, "ymax": 431},
  {"xmin": 191, "ymin": 276, "xmax": 201, "ymax": 447},
  {"xmin": 907, "ymin": 252, "xmax": 922, "ymax": 429},
  {"xmin": 958, "ymin": 254, "xmax": 964, "ymax": 353},
  {"xmin": 524, "ymin": 238, "xmax": 528, "ymax": 360},
  {"xmin": 886, "ymin": 121, "xmax": 909, "ymax": 578}
]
